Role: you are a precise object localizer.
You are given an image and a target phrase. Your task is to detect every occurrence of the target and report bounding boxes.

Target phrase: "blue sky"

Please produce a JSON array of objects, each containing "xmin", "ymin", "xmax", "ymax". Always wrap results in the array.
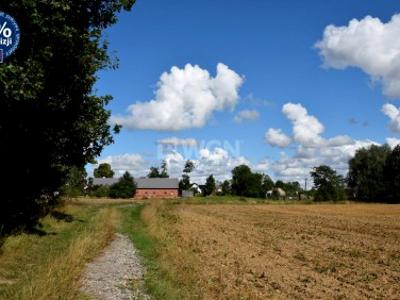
[{"xmin": 91, "ymin": 0, "xmax": 400, "ymax": 183}]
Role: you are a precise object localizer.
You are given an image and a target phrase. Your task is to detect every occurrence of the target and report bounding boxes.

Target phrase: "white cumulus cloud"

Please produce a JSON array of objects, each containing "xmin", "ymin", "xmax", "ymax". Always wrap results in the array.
[
  {"xmin": 267, "ymin": 103, "xmax": 378, "ymax": 182},
  {"xmin": 282, "ymin": 103, "xmax": 325, "ymax": 146},
  {"xmin": 316, "ymin": 14, "xmax": 400, "ymax": 98},
  {"xmin": 96, "ymin": 154, "xmax": 149, "ymax": 177},
  {"xmin": 382, "ymin": 103, "xmax": 400, "ymax": 132},
  {"xmin": 112, "ymin": 63, "xmax": 243, "ymax": 131},
  {"xmin": 265, "ymin": 128, "xmax": 292, "ymax": 148},
  {"xmin": 233, "ymin": 109, "xmax": 260, "ymax": 123}
]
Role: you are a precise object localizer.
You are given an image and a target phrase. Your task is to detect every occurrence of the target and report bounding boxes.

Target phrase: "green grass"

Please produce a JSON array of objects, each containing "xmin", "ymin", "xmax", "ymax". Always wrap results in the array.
[
  {"xmin": 0, "ymin": 203, "xmax": 118, "ymax": 300},
  {"xmin": 182, "ymin": 195, "xmax": 315, "ymax": 205},
  {"xmin": 119, "ymin": 205, "xmax": 185, "ymax": 300}
]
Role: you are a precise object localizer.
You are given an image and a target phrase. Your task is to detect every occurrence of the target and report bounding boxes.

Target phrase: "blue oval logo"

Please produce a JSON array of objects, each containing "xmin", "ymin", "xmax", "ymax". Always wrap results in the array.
[{"xmin": 0, "ymin": 12, "xmax": 20, "ymax": 62}]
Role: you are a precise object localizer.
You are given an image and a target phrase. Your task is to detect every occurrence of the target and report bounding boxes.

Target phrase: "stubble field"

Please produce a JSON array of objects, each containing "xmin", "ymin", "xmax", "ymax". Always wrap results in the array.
[{"xmin": 141, "ymin": 202, "xmax": 400, "ymax": 299}]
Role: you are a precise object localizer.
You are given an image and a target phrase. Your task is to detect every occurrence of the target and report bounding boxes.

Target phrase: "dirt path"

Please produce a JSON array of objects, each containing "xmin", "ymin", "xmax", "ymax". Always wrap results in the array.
[{"xmin": 80, "ymin": 233, "xmax": 150, "ymax": 300}]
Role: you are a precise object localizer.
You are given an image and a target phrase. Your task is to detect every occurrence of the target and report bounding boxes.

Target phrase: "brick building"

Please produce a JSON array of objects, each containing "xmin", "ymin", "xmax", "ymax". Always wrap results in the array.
[
  {"xmin": 92, "ymin": 177, "xmax": 179, "ymax": 199},
  {"xmin": 134, "ymin": 178, "xmax": 179, "ymax": 199}
]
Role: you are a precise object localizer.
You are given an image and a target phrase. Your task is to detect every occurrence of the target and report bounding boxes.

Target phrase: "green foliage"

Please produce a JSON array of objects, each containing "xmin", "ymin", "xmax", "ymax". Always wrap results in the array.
[
  {"xmin": 220, "ymin": 180, "xmax": 231, "ymax": 195},
  {"xmin": 231, "ymin": 165, "xmax": 265, "ymax": 198},
  {"xmin": 147, "ymin": 160, "xmax": 169, "ymax": 178},
  {"xmin": 109, "ymin": 172, "xmax": 136, "ymax": 199},
  {"xmin": 159, "ymin": 160, "xmax": 169, "ymax": 178},
  {"xmin": 94, "ymin": 163, "xmax": 115, "ymax": 178},
  {"xmin": 262, "ymin": 175, "xmax": 274, "ymax": 193},
  {"xmin": 183, "ymin": 160, "xmax": 195, "ymax": 173},
  {"xmin": 93, "ymin": 185, "xmax": 111, "ymax": 198},
  {"xmin": 311, "ymin": 165, "xmax": 345, "ymax": 201},
  {"xmin": 0, "ymin": 1, "xmax": 135, "ymax": 234},
  {"xmin": 203, "ymin": 175, "xmax": 216, "ymax": 196},
  {"xmin": 383, "ymin": 145, "xmax": 400, "ymax": 202},
  {"xmin": 148, "ymin": 167, "xmax": 161, "ymax": 178},
  {"xmin": 60, "ymin": 166, "xmax": 87, "ymax": 197},
  {"xmin": 347, "ymin": 145, "xmax": 391, "ymax": 201},
  {"xmin": 179, "ymin": 160, "xmax": 195, "ymax": 191}
]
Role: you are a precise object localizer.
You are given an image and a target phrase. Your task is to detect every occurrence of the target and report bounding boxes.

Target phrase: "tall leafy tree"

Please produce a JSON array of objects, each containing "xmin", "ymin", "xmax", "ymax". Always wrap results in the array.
[
  {"xmin": 147, "ymin": 160, "xmax": 169, "ymax": 178},
  {"xmin": 221, "ymin": 180, "xmax": 231, "ymax": 195},
  {"xmin": 147, "ymin": 166, "xmax": 161, "ymax": 178},
  {"xmin": 159, "ymin": 160, "xmax": 169, "ymax": 178},
  {"xmin": 311, "ymin": 165, "xmax": 345, "ymax": 201},
  {"xmin": 0, "ymin": 1, "xmax": 135, "ymax": 234},
  {"xmin": 203, "ymin": 175, "xmax": 216, "ymax": 196},
  {"xmin": 384, "ymin": 145, "xmax": 400, "ymax": 203},
  {"xmin": 179, "ymin": 160, "xmax": 195, "ymax": 191},
  {"xmin": 347, "ymin": 145, "xmax": 391, "ymax": 201},
  {"xmin": 262, "ymin": 175, "xmax": 274, "ymax": 193},
  {"xmin": 231, "ymin": 165, "xmax": 264, "ymax": 198},
  {"xmin": 94, "ymin": 163, "xmax": 114, "ymax": 178}
]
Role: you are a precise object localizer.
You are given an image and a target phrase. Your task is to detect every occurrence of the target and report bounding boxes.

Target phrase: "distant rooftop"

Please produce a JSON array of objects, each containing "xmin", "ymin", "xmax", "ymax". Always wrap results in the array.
[
  {"xmin": 92, "ymin": 177, "xmax": 179, "ymax": 189},
  {"xmin": 136, "ymin": 178, "xmax": 179, "ymax": 189},
  {"xmin": 92, "ymin": 177, "xmax": 119, "ymax": 186}
]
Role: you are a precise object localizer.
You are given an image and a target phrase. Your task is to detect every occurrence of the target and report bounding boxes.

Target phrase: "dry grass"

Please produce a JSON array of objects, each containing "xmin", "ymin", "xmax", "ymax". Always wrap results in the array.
[
  {"xmin": 140, "ymin": 201, "xmax": 400, "ymax": 299},
  {"xmin": 0, "ymin": 204, "xmax": 119, "ymax": 300},
  {"xmin": 67, "ymin": 197, "xmax": 137, "ymax": 206}
]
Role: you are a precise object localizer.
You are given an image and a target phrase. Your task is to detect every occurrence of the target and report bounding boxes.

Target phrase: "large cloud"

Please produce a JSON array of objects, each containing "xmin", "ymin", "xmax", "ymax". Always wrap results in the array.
[
  {"xmin": 316, "ymin": 14, "xmax": 400, "ymax": 98},
  {"xmin": 266, "ymin": 103, "xmax": 377, "ymax": 181},
  {"xmin": 112, "ymin": 63, "xmax": 243, "ymax": 130},
  {"xmin": 382, "ymin": 103, "xmax": 400, "ymax": 132},
  {"xmin": 96, "ymin": 154, "xmax": 149, "ymax": 177}
]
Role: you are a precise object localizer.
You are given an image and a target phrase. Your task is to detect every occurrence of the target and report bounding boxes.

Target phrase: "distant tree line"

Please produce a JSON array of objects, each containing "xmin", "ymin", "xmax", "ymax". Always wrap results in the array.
[{"xmin": 62, "ymin": 144, "xmax": 400, "ymax": 203}]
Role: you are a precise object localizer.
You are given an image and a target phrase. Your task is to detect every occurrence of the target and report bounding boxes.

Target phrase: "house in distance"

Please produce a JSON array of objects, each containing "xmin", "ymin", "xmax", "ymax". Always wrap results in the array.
[
  {"xmin": 135, "ymin": 178, "xmax": 179, "ymax": 199},
  {"xmin": 92, "ymin": 177, "xmax": 179, "ymax": 199}
]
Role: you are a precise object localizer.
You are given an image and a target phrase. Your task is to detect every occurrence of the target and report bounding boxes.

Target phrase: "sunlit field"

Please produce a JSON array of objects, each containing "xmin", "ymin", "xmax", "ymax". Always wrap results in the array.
[{"xmin": 133, "ymin": 200, "xmax": 400, "ymax": 299}]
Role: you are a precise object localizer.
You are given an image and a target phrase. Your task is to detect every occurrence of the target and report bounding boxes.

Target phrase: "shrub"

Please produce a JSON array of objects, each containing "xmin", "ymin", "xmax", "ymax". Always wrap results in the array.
[{"xmin": 109, "ymin": 172, "xmax": 136, "ymax": 199}]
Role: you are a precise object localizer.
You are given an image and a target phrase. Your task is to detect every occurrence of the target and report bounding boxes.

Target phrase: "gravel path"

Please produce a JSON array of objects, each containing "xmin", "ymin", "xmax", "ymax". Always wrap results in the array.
[{"xmin": 80, "ymin": 233, "xmax": 150, "ymax": 300}]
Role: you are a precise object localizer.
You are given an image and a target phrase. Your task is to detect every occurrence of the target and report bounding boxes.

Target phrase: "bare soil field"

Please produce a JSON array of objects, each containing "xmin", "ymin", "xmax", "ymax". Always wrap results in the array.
[{"xmin": 142, "ymin": 202, "xmax": 400, "ymax": 299}]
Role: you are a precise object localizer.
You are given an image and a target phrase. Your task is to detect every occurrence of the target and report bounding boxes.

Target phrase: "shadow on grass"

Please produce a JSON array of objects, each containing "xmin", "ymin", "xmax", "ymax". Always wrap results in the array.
[{"xmin": 51, "ymin": 211, "xmax": 84, "ymax": 223}]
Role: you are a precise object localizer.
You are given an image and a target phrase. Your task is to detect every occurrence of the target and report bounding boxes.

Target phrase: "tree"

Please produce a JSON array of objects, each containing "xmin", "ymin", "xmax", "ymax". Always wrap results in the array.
[
  {"xmin": 61, "ymin": 166, "xmax": 87, "ymax": 197},
  {"xmin": 203, "ymin": 175, "xmax": 216, "ymax": 196},
  {"xmin": 384, "ymin": 145, "xmax": 400, "ymax": 203},
  {"xmin": 147, "ymin": 166, "xmax": 161, "ymax": 178},
  {"xmin": 262, "ymin": 175, "xmax": 274, "ymax": 193},
  {"xmin": 147, "ymin": 160, "xmax": 169, "ymax": 178},
  {"xmin": 231, "ymin": 165, "xmax": 264, "ymax": 198},
  {"xmin": 221, "ymin": 180, "xmax": 231, "ymax": 195},
  {"xmin": 0, "ymin": 1, "xmax": 135, "ymax": 234},
  {"xmin": 179, "ymin": 160, "xmax": 195, "ymax": 191},
  {"xmin": 347, "ymin": 145, "xmax": 391, "ymax": 201},
  {"xmin": 94, "ymin": 163, "xmax": 114, "ymax": 178},
  {"xmin": 311, "ymin": 165, "xmax": 345, "ymax": 201},
  {"xmin": 109, "ymin": 172, "xmax": 136, "ymax": 199},
  {"xmin": 159, "ymin": 160, "xmax": 169, "ymax": 178}
]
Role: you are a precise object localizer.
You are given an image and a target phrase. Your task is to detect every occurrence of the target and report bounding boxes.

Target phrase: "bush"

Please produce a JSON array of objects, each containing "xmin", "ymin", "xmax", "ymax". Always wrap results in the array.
[
  {"xmin": 109, "ymin": 172, "xmax": 136, "ymax": 199},
  {"xmin": 93, "ymin": 185, "xmax": 111, "ymax": 198}
]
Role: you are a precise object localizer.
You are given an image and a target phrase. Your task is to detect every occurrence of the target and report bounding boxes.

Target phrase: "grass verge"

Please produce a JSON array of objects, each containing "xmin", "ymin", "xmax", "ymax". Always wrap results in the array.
[
  {"xmin": 0, "ymin": 204, "xmax": 119, "ymax": 300},
  {"xmin": 119, "ymin": 203, "xmax": 193, "ymax": 300}
]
